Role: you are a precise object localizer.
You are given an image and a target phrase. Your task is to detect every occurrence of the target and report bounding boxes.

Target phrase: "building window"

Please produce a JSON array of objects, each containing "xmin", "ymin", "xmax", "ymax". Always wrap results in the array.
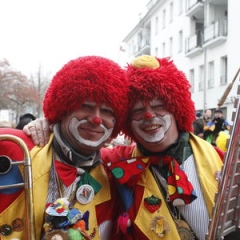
[
  {"xmin": 199, "ymin": 65, "xmax": 204, "ymax": 91},
  {"xmin": 169, "ymin": 2, "xmax": 173, "ymax": 23},
  {"xmin": 189, "ymin": 69, "xmax": 195, "ymax": 93},
  {"xmin": 162, "ymin": 9, "xmax": 166, "ymax": 29},
  {"xmin": 155, "ymin": 16, "xmax": 159, "ymax": 35},
  {"xmin": 178, "ymin": 0, "xmax": 183, "ymax": 15},
  {"xmin": 208, "ymin": 61, "xmax": 214, "ymax": 88},
  {"xmin": 155, "ymin": 47, "xmax": 158, "ymax": 57},
  {"xmin": 131, "ymin": 40, "xmax": 136, "ymax": 54},
  {"xmin": 162, "ymin": 42, "xmax": 166, "ymax": 57},
  {"xmin": 178, "ymin": 30, "xmax": 183, "ymax": 52},
  {"xmin": 169, "ymin": 37, "xmax": 173, "ymax": 57},
  {"xmin": 220, "ymin": 56, "xmax": 228, "ymax": 85},
  {"xmin": 128, "ymin": 43, "xmax": 132, "ymax": 57},
  {"xmin": 137, "ymin": 32, "xmax": 143, "ymax": 51}
]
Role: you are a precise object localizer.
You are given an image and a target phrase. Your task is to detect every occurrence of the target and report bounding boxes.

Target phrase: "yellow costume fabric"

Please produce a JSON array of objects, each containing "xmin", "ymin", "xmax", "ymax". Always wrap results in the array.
[
  {"xmin": 132, "ymin": 134, "xmax": 223, "ymax": 239},
  {"xmin": 0, "ymin": 134, "xmax": 111, "ymax": 240}
]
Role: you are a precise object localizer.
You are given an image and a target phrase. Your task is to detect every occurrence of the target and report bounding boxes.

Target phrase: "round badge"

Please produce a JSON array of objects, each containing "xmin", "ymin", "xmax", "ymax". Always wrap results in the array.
[
  {"xmin": 76, "ymin": 184, "xmax": 94, "ymax": 204},
  {"xmin": 177, "ymin": 227, "xmax": 194, "ymax": 240},
  {"xmin": 0, "ymin": 224, "xmax": 12, "ymax": 236},
  {"xmin": 12, "ymin": 218, "xmax": 24, "ymax": 232},
  {"xmin": 51, "ymin": 234, "xmax": 64, "ymax": 240},
  {"xmin": 44, "ymin": 229, "xmax": 68, "ymax": 240}
]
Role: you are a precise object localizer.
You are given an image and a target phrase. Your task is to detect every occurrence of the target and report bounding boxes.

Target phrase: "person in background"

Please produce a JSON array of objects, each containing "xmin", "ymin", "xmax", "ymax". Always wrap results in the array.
[
  {"xmin": 204, "ymin": 109, "xmax": 231, "ymax": 146},
  {"xmin": 15, "ymin": 113, "xmax": 36, "ymax": 130},
  {"xmin": 0, "ymin": 56, "xmax": 129, "ymax": 240},
  {"xmin": 193, "ymin": 112, "xmax": 204, "ymax": 138},
  {"xmin": 203, "ymin": 109, "xmax": 212, "ymax": 126},
  {"xmin": 24, "ymin": 55, "xmax": 225, "ymax": 240}
]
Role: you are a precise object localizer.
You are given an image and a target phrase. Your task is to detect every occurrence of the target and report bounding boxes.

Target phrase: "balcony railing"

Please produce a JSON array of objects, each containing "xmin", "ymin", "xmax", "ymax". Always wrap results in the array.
[
  {"xmin": 135, "ymin": 38, "xmax": 151, "ymax": 56},
  {"xmin": 185, "ymin": 18, "xmax": 227, "ymax": 57},
  {"xmin": 203, "ymin": 18, "xmax": 228, "ymax": 47},
  {"xmin": 185, "ymin": 29, "xmax": 203, "ymax": 57}
]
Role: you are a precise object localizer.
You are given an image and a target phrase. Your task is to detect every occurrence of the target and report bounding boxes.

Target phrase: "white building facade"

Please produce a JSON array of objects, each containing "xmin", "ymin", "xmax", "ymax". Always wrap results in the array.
[{"xmin": 121, "ymin": 0, "xmax": 240, "ymax": 123}]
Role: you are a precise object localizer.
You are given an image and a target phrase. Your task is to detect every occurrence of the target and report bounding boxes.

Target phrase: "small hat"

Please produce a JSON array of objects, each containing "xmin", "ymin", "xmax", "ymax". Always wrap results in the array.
[
  {"xmin": 43, "ymin": 56, "xmax": 129, "ymax": 138},
  {"xmin": 215, "ymin": 109, "xmax": 223, "ymax": 113},
  {"xmin": 196, "ymin": 112, "xmax": 202, "ymax": 118}
]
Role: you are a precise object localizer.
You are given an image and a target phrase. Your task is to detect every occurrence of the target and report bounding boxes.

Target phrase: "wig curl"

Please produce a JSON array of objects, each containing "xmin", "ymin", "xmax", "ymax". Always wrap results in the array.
[
  {"xmin": 123, "ymin": 55, "xmax": 195, "ymax": 140},
  {"xmin": 43, "ymin": 56, "xmax": 129, "ymax": 138}
]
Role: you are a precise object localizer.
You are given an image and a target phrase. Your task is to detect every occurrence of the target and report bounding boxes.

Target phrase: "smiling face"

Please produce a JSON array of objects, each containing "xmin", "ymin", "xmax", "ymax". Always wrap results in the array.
[
  {"xmin": 204, "ymin": 109, "xmax": 212, "ymax": 121},
  {"xmin": 60, "ymin": 100, "xmax": 116, "ymax": 156},
  {"xmin": 130, "ymin": 99, "xmax": 179, "ymax": 152}
]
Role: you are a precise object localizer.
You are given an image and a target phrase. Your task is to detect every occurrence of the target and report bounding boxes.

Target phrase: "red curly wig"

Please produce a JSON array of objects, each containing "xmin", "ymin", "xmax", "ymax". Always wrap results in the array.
[
  {"xmin": 123, "ymin": 55, "xmax": 195, "ymax": 141},
  {"xmin": 43, "ymin": 56, "xmax": 129, "ymax": 138}
]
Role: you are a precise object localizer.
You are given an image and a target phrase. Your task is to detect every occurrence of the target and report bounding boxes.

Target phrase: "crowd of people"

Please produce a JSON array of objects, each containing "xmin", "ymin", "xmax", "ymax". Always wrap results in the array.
[
  {"xmin": 193, "ymin": 108, "xmax": 231, "ymax": 152},
  {"xmin": 0, "ymin": 54, "xmax": 237, "ymax": 240}
]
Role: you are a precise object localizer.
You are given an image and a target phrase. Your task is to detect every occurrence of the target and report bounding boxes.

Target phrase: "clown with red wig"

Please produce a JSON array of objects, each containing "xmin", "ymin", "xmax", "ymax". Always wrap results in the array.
[
  {"xmin": 101, "ymin": 55, "xmax": 223, "ymax": 240},
  {"xmin": 0, "ymin": 56, "xmax": 129, "ymax": 240}
]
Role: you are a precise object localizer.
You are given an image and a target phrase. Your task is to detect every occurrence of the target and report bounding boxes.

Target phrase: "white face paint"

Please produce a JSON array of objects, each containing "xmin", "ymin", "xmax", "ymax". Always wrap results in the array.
[
  {"xmin": 69, "ymin": 117, "xmax": 113, "ymax": 147},
  {"xmin": 131, "ymin": 114, "xmax": 172, "ymax": 143}
]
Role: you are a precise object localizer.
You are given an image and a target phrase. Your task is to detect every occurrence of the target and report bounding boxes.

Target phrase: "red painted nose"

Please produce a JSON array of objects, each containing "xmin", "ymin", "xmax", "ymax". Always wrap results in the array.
[
  {"xmin": 93, "ymin": 117, "xmax": 102, "ymax": 125},
  {"xmin": 144, "ymin": 111, "xmax": 153, "ymax": 119}
]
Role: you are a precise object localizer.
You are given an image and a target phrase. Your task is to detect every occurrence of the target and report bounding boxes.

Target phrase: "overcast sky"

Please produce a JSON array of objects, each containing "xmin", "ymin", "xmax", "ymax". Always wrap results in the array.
[{"xmin": 0, "ymin": 0, "xmax": 147, "ymax": 76}]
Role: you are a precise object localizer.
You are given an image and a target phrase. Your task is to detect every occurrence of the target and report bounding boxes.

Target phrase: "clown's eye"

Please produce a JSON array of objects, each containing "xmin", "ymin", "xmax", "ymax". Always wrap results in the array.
[
  {"xmin": 152, "ymin": 104, "xmax": 164, "ymax": 110},
  {"xmin": 101, "ymin": 108, "xmax": 114, "ymax": 115},
  {"xmin": 81, "ymin": 103, "xmax": 93, "ymax": 110},
  {"xmin": 132, "ymin": 107, "xmax": 144, "ymax": 114}
]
